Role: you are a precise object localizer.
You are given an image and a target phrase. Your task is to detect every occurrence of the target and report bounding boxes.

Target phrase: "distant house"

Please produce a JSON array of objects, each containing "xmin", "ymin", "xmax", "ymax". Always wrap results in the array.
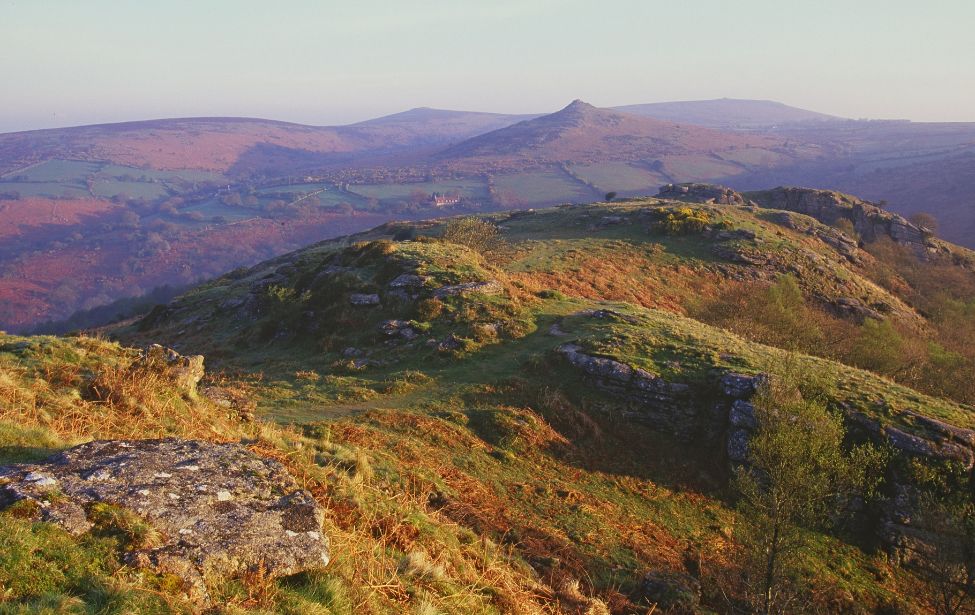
[{"xmin": 430, "ymin": 193, "xmax": 461, "ymax": 207}]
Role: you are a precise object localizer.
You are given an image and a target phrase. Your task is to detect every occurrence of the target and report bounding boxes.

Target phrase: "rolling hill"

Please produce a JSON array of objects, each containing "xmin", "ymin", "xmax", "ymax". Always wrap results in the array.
[
  {"xmin": 4, "ymin": 187, "xmax": 975, "ymax": 613},
  {"xmin": 3, "ymin": 99, "xmax": 975, "ymax": 332},
  {"xmin": 351, "ymin": 107, "xmax": 538, "ymax": 144},
  {"xmin": 438, "ymin": 99, "xmax": 795, "ymax": 166},
  {"xmin": 612, "ymin": 97, "xmax": 841, "ymax": 128}
]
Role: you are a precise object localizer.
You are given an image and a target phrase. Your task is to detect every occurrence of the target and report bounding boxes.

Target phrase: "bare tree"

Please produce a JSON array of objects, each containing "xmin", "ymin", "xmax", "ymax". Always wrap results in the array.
[
  {"xmin": 441, "ymin": 217, "xmax": 504, "ymax": 256},
  {"xmin": 909, "ymin": 212, "xmax": 939, "ymax": 237}
]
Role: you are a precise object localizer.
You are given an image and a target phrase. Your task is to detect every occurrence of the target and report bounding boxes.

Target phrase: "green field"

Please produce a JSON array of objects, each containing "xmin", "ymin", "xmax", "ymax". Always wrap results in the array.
[
  {"xmin": 182, "ymin": 189, "xmax": 367, "ymax": 222},
  {"xmin": 97, "ymin": 163, "xmax": 225, "ymax": 183},
  {"xmin": 493, "ymin": 168, "xmax": 595, "ymax": 204},
  {"xmin": 91, "ymin": 179, "xmax": 169, "ymax": 200},
  {"xmin": 0, "ymin": 159, "xmax": 227, "ymax": 201},
  {"xmin": 568, "ymin": 162, "xmax": 668, "ymax": 195},
  {"xmin": 257, "ymin": 183, "xmax": 368, "ymax": 207},
  {"xmin": 254, "ymin": 182, "xmax": 330, "ymax": 195},
  {"xmin": 0, "ymin": 159, "xmax": 102, "ymax": 182},
  {"xmin": 347, "ymin": 179, "xmax": 489, "ymax": 201},
  {"xmin": 718, "ymin": 147, "xmax": 791, "ymax": 167},
  {"xmin": 661, "ymin": 154, "xmax": 745, "ymax": 181},
  {"xmin": 0, "ymin": 181, "xmax": 90, "ymax": 198}
]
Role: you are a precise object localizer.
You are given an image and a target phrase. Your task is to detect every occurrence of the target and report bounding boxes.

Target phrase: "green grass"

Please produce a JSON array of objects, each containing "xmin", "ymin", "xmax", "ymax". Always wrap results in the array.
[
  {"xmin": 0, "ymin": 515, "xmax": 191, "ymax": 613},
  {"xmin": 717, "ymin": 147, "xmax": 791, "ymax": 167},
  {"xmin": 96, "ymin": 164, "xmax": 225, "ymax": 183},
  {"xmin": 1, "ymin": 160, "xmax": 102, "ymax": 182},
  {"xmin": 0, "ymin": 159, "xmax": 229, "ymax": 203},
  {"xmin": 91, "ymin": 179, "xmax": 169, "ymax": 200},
  {"xmin": 0, "ymin": 181, "xmax": 90, "ymax": 198},
  {"xmin": 661, "ymin": 155, "xmax": 745, "ymax": 182},
  {"xmin": 567, "ymin": 162, "xmax": 668, "ymax": 194},
  {"xmin": 492, "ymin": 169, "xmax": 596, "ymax": 204}
]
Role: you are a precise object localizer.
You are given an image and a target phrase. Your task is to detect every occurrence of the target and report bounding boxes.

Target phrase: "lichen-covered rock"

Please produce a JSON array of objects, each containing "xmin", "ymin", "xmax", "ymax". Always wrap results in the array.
[
  {"xmin": 834, "ymin": 297, "xmax": 884, "ymax": 322},
  {"xmin": 727, "ymin": 428, "xmax": 751, "ymax": 463},
  {"xmin": 433, "ymin": 280, "xmax": 503, "ymax": 298},
  {"xmin": 380, "ymin": 319, "xmax": 419, "ymax": 340},
  {"xmin": 729, "ymin": 400, "xmax": 758, "ymax": 431},
  {"xmin": 388, "ymin": 273, "xmax": 429, "ymax": 289},
  {"xmin": 349, "ymin": 293, "xmax": 381, "ymax": 306},
  {"xmin": 851, "ymin": 411, "xmax": 975, "ymax": 470},
  {"xmin": 200, "ymin": 385, "xmax": 257, "ymax": 421},
  {"xmin": 0, "ymin": 439, "xmax": 329, "ymax": 601},
  {"xmin": 720, "ymin": 372, "xmax": 765, "ymax": 398},
  {"xmin": 558, "ymin": 343, "xmax": 634, "ymax": 385},
  {"xmin": 657, "ymin": 183, "xmax": 750, "ymax": 206}
]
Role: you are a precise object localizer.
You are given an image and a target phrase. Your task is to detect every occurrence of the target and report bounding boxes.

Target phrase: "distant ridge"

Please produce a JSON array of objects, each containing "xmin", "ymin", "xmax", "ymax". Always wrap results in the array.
[
  {"xmin": 353, "ymin": 106, "xmax": 536, "ymax": 127},
  {"xmin": 612, "ymin": 98, "xmax": 841, "ymax": 128},
  {"xmin": 439, "ymin": 99, "xmax": 775, "ymax": 163},
  {"xmin": 351, "ymin": 107, "xmax": 538, "ymax": 143}
]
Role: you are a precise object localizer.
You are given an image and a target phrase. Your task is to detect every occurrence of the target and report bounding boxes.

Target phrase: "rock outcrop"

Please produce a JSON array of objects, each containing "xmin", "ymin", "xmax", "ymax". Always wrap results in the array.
[
  {"xmin": 745, "ymin": 187, "xmax": 938, "ymax": 256},
  {"xmin": 658, "ymin": 183, "xmax": 945, "ymax": 260},
  {"xmin": 764, "ymin": 210, "xmax": 861, "ymax": 262},
  {"xmin": 556, "ymin": 342, "xmax": 696, "ymax": 441},
  {"xmin": 433, "ymin": 280, "xmax": 503, "ymax": 299},
  {"xmin": 657, "ymin": 183, "xmax": 751, "ymax": 206},
  {"xmin": 562, "ymin": 350, "xmax": 975, "ymax": 560},
  {"xmin": 0, "ymin": 439, "xmax": 329, "ymax": 601}
]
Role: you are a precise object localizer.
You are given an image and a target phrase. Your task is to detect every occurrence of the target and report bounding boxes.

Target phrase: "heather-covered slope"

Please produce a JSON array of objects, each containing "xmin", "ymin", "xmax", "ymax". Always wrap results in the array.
[{"xmin": 439, "ymin": 100, "xmax": 796, "ymax": 168}]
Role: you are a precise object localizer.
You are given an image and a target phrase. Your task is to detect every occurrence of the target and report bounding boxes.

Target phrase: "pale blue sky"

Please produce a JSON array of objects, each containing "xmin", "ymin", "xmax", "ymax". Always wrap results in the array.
[{"xmin": 2, "ymin": 0, "xmax": 973, "ymax": 132}]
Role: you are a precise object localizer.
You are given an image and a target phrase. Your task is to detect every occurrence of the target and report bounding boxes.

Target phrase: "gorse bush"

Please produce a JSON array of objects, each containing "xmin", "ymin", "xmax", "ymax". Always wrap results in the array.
[{"xmin": 655, "ymin": 206, "xmax": 712, "ymax": 235}]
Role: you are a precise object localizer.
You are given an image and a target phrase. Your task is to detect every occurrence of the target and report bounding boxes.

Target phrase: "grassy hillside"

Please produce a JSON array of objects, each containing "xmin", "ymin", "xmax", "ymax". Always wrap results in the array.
[{"xmin": 4, "ymin": 193, "xmax": 975, "ymax": 613}]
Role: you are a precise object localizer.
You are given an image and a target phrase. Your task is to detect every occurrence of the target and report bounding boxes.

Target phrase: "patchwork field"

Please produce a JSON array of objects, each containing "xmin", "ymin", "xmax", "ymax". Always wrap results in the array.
[
  {"xmin": 0, "ymin": 181, "xmax": 90, "ymax": 198},
  {"xmin": 660, "ymin": 155, "xmax": 746, "ymax": 182},
  {"xmin": 568, "ymin": 162, "xmax": 669, "ymax": 195},
  {"xmin": 493, "ymin": 168, "xmax": 597, "ymax": 205},
  {"xmin": 0, "ymin": 158, "xmax": 228, "ymax": 201},
  {"xmin": 717, "ymin": 147, "xmax": 793, "ymax": 167}
]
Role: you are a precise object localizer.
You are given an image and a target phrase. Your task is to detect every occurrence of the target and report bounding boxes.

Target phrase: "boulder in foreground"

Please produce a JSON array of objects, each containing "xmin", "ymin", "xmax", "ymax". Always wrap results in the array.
[{"xmin": 0, "ymin": 438, "xmax": 329, "ymax": 600}]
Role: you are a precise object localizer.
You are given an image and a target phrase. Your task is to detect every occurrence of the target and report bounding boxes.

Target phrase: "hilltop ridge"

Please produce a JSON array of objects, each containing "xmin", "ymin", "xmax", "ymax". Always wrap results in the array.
[{"xmin": 439, "ymin": 100, "xmax": 779, "ymax": 165}]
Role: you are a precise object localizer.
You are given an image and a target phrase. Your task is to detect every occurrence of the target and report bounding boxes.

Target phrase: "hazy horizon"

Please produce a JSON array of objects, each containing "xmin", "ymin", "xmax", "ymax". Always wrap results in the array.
[{"xmin": 2, "ymin": 0, "xmax": 974, "ymax": 133}]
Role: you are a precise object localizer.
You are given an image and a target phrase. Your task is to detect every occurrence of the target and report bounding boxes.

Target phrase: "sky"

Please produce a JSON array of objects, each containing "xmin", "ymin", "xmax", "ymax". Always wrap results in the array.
[{"xmin": 2, "ymin": 0, "xmax": 974, "ymax": 132}]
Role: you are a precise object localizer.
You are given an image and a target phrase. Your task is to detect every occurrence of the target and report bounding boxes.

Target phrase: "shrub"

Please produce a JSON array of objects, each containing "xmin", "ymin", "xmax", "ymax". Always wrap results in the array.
[
  {"xmin": 655, "ymin": 207, "xmax": 712, "ymax": 235},
  {"xmin": 909, "ymin": 212, "xmax": 939, "ymax": 236},
  {"xmin": 850, "ymin": 319, "xmax": 907, "ymax": 375},
  {"xmin": 441, "ymin": 217, "xmax": 504, "ymax": 255}
]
